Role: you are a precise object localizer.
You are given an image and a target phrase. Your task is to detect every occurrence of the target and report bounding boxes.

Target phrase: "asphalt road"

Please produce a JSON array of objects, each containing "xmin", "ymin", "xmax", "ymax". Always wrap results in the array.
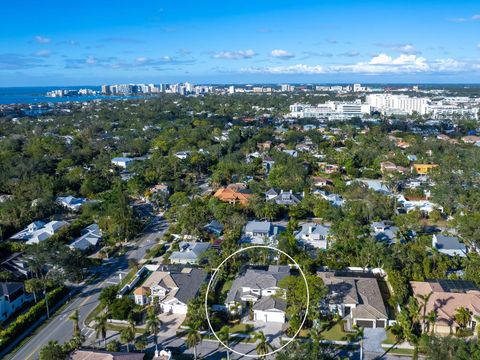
[{"xmin": 8, "ymin": 215, "xmax": 167, "ymax": 360}]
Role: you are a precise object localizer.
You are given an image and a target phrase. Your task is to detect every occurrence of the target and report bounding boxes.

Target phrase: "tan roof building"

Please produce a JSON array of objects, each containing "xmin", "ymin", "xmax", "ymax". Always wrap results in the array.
[
  {"xmin": 213, "ymin": 184, "xmax": 252, "ymax": 206},
  {"xmin": 411, "ymin": 279, "xmax": 480, "ymax": 335}
]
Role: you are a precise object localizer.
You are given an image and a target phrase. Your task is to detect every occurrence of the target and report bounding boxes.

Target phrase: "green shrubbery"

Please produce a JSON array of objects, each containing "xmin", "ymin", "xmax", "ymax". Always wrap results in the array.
[{"xmin": 0, "ymin": 286, "xmax": 68, "ymax": 351}]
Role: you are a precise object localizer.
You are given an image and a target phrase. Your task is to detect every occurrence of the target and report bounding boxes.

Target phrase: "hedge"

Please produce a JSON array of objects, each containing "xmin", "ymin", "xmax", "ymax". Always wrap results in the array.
[{"xmin": 0, "ymin": 286, "xmax": 68, "ymax": 351}]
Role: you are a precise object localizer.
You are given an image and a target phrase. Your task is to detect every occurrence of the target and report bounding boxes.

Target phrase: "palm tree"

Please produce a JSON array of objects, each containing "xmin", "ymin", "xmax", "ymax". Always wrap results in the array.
[
  {"xmin": 254, "ymin": 331, "xmax": 274, "ymax": 358},
  {"xmin": 455, "ymin": 307, "xmax": 472, "ymax": 330},
  {"xmin": 185, "ymin": 325, "xmax": 202, "ymax": 360},
  {"xmin": 425, "ymin": 310, "xmax": 437, "ymax": 336},
  {"xmin": 94, "ymin": 313, "xmax": 108, "ymax": 348},
  {"xmin": 217, "ymin": 325, "xmax": 230, "ymax": 360},
  {"xmin": 417, "ymin": 292, "xmax": 433, "ymax": 333},
  {"xmin": 0, "ymin": 271, "xmax": 10, "ymax": 283},
  {"xmin": 24, "ymin": 278, "xmax": 42, "ymax": 303},
  {"xmin": 145, "ymin": 308, "xmax": 162, "ymax": 352},
  {"xmin": 120, "ymin": 328, "xmax": 135, "ymax": 352},
  {"xmin": 69, "ymin": 309, "xmax": 80, "ymax": 336}
]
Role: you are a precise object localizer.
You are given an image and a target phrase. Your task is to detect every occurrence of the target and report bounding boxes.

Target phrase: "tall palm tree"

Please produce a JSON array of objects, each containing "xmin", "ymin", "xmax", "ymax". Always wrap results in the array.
[
  {"xmin": 94, "ymin": 313, "xmax": 108, "ymax": 348},
  {"xmin": 69, "ymin": 309, "xmax": 80, "ymax": 336},
  {"xmin": 417, "ymin": 292, "xmax": 433, "ymax": 333},
  {"xmin": 120, "ymin": 328, "xmax": 135, "ymax": 352},
  {"xmin": 425, "ymin": 310, "xmax": 437, "ymax": 336},
  {"xmin": 145, "ymin": 308, "xmax": 162, "ymax": 352},
  {"xmin": 254, "ymin": 331, "xmax": 274, "ymax": 358},
  {"xmin": 24, "ymin": 278, "xmax": 42, "ymax": 303},
  {"xmin": 217, "ymin": 325, "xmax": 230, "ymax": 360},
  {"xmin": 186, "ymin": 325, "xmax": 202, "ymax": 360},
  {"xmin": 455, "ymin": 307, "xmax": 472, "ymax": 330}
]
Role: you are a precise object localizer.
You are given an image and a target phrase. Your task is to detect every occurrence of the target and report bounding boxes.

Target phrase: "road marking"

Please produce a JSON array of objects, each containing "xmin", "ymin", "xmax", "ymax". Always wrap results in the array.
[{"xmin": 24, "ymin": 280, "xmax": 107, "ymax": 360}]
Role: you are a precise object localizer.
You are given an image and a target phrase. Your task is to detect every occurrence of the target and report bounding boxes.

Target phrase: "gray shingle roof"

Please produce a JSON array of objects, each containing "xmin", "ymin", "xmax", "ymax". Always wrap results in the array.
[
  {"xmin": 226, "ymin": 266, "xmax": 290, "ymax": 303},
  {"xmin": 0, "ymin": 282, "xmax": 23, "ymax": 297},
  {"xmin": 318, "ymin": 271, "xmax": 388, "ymax": 320},
  {"xmin": 169, "ymin": 242, "xmax": 211, "ymax": 262},
  {"xmin": 253, "ymin": 296, "xmax": 287, "ymax": 312},
  {"xmin": 434, "ymin": 234, "xmax": 466, "ymax": 250},
  {"xmin": 171, "ymin": 268, "xmax": 207, "ymax": 304}
]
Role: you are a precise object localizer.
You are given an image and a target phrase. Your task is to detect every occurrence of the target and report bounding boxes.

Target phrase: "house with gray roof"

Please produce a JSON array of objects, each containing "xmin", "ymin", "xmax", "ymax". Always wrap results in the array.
[
  {"xmin": 265, "ymin": 189, "xmax": 303, "ymax": 206},
  {"xmin": 242, "ymin": 221, "xmax": 285, "ymax": 245},
  {"xmin": 0, "ymin": 282, "xmax": 31, "ymax": 321},
  {"xmin": 203, "ymin": 220, "xmax": 224, "ymax": 236},
  {"xmin": 295, "ymin": 222, "xmax": 330, "ymax": 250},
  {"xmin": 69, "ymin": 224, "xmax": 102, "ymax": 251},
  {"xmin": 56, "ymin": 196, "xmax": 89, "ymax": 211},
  {"xmin": 133, "ymin": 267, "xmax": 207, "ymax": 314},
  {"xmin": 371, "ymin": 221, "xmax": 400, "ymax": 244},
  {"xmin": 10, "ymin": 220, "xmax": 69, "ymax": 245},
  {"xmin": 169, "ymin": 241, "xmax": 211, "ymax": 264},
  {"xmin": 226, "ymin": 265, "xmax": 290, "ymax": 323},
  {"xmin": 318, "ymin": 271, "xmax": 389, "ymax": 329},
  {"xmin": 432, "ymin": 234, "xmax": 467, "ymax": 257}
]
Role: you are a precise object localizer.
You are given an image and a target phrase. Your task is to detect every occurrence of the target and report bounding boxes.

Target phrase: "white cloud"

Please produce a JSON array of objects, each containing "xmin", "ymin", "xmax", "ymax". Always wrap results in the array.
[
  {"xmin": 270, "ymin": 49, "xmax": 295, "ymax": 59},
  {"xmin": 376, "ymin": 43, "xmax": 420, "ymax": 54},
  {"xmin": 34, "ymin": 36, "xmax": 51, "ymax": 44},
  {"xmin": 241, "ymin": 53, "xmax": 478, "ymax": 75},
  {"xmin": 472, "ymin": 14, "xmax": 480, "ymax": 20},
  {"xmin": 31, "ymin": 50, "xmax": 51, "ymax": 57},
  {"xmin": 243, "ymin": 64, "xmax": 325, "ymax": 74},
  {"xmin": 212, "ymin": 49, "xmax": 256, "ymax": 59},
  {"xmin": 85, "ymin": 56, "xmax": 97, "ymax": 65}
]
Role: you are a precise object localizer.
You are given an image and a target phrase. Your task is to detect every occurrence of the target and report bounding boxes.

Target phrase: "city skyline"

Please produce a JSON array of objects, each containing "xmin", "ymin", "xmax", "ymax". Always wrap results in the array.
[{"xmin": 1, "ymin": 0, "xmax": 480, "ymax": 86}]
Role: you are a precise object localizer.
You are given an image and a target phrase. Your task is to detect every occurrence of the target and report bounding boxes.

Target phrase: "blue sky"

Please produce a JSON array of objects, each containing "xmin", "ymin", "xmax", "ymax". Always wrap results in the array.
[{"xmin": 1, "ymin": 0, "xmax": 480, "ymax": 86}]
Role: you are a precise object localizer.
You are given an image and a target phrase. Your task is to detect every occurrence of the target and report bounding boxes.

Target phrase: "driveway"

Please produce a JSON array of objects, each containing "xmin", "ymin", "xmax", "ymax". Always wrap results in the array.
[
  {"xmin": 158, "ymin": 313, "xmax": 185, "ymax": 337},
  {"xmin": 363, "ymin": 328, "xmax": 387, "ymax": 354},
  {"xmin": 250, "ymin": 320, "xmax": 284, "ymax": 346}
]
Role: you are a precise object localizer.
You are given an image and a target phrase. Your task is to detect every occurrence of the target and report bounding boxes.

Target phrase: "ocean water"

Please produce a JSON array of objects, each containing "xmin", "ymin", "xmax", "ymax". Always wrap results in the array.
[{"xmin": 0, "ymin": 86, "xmax": 135, "ymax": 105}]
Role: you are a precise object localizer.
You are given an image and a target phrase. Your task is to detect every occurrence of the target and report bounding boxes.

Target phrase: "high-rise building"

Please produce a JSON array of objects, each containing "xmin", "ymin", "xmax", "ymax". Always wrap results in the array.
[
  {"xmin": 101, "ymin": 85, "xmax": 111, "ymax": 95},
  {"xmin": 366, "ymin": 94, "xmax": 429, "ymax": 115},
  {"xmin": 281, "ymin": 84, "xmax": 295, "ymax": 92}
]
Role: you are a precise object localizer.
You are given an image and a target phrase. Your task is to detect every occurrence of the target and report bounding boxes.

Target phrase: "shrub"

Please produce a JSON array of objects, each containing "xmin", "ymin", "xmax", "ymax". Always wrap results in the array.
[{"xmin": 0, "ymin": 286, "xmax": 68, "ymax": 351}]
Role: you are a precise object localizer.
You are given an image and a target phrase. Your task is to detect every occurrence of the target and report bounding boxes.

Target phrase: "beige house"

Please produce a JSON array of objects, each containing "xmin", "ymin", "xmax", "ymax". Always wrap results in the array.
[{"xmin": 411, "ymin": 280, "xmax": 480, "ymax": 335}]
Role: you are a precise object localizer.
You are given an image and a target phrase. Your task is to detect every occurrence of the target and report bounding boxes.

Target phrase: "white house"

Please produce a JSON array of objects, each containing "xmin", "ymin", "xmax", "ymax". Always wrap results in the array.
[
  {"xmin": 132, "ymin": 267, "xmax": 207, "ymax": 314},
  {"xmin": 169, "ymin": 242, "xmax": 211, "ymax": 265},
  {"xmin": 226, "ymin": 265, "xmax": 289, "ymax": 323},
  {"xmin": 56, "ymin": 196, "xmax": 89, "ymax": 211},
  {"xmin": 111, "ymin": 157, "xmax": 134, "ymax": 168},
  {"xmin": 432, "ymin": 234, "xmax": 467, "ymax": 257},
  {"xmin": 10, "ymin": 220, "xmax": 69, "ymax": 244},
  {"xmin": 69, "ymin": 224, "xmax": 102, "ymax": 251},
  {"xmin": 243, "ymin": 221, "xmax": 284, "ymax": 245},
  {"xmin": 0, "ymin": 282, "xmax": 31, "ymax": 321},
  {"xmin": 295, "ymin": 222, "xmax": 330, "ymax": 249},
  {"xmin": 174, "ymin": 151, "xmax": 191, "ymax": 160}
]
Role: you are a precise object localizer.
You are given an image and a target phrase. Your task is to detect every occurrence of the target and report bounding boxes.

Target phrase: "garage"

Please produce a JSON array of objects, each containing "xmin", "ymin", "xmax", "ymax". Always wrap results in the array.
[
  {"xmin": 253, "ymin": 309, "xmax": 285, "ymax": 323},
  {"xmin": 376, "ymin": 320, "xmax": 386, "ymax": 328},
  {"xmin": 356, "ymin": 319, "xmax": 375, "ymax": 328}
]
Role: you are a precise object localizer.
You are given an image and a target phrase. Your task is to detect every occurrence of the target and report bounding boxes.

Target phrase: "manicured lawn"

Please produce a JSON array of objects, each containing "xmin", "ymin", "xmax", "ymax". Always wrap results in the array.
[
  {"xmin": 386, "ymin": 347, "xmax": 415, "ymax": 356},
  {"xmin": 321, "ymin": 320, "xmax": 348, "ymax": 341},
  {"xmin": 229, "ymin": 323, "xmax": 253, "ymax": 334}
]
